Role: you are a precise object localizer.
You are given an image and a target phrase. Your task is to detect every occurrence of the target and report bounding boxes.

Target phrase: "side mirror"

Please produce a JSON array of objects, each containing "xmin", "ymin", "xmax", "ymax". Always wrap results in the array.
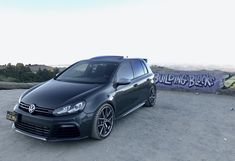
[{"xmin": 115, "ymin": 78, "xmax": 131, "ymax": 86}]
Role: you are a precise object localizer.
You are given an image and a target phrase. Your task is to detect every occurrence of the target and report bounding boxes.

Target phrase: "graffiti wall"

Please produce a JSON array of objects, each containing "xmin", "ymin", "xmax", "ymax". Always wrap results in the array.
[
  {"xmin": 222, "ymin": 74, "xmax": 235, "ymax": 90},
  {"xmin": 154, "ymin": 71, "xmax": 225, "ymax": 93}
]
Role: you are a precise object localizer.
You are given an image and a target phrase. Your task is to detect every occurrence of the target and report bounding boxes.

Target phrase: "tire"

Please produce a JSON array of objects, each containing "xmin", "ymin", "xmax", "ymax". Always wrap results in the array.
[
  {"xmin": 91, "ymin": 103, "xmax": 114, "ymax": 140},
  {"xmin": 144, "ymin": 86, "xmax": 157, "ymax": 107}
]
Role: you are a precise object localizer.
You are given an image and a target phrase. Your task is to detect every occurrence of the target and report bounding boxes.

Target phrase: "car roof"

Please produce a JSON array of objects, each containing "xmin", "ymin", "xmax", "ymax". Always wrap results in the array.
[
  {"xmin": 90, "ymin": 56, "xmax": 124, "ymax": 62},
  {"xmin": 89, "ymin": 56, "xmax": 147, "ymax": 63}
]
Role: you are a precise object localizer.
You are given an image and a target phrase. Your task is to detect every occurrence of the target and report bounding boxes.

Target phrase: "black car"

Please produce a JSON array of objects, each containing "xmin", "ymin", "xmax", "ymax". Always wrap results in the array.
[{"xmin": 6, "ymin": 56, "xmax": 157, "ymax": 141}]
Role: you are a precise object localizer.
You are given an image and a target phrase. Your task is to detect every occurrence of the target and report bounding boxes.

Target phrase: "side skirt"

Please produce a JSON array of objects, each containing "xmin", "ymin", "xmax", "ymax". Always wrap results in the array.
[{"xmin": 116, "ymin": 102, "xmax": 145, "ymax": 119}]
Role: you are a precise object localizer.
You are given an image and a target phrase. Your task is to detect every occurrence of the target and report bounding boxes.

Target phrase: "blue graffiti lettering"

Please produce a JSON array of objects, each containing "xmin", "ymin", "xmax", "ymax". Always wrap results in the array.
[{"xmin": 155, "ymin": 73, "xmax": 216, "ymax": 88}]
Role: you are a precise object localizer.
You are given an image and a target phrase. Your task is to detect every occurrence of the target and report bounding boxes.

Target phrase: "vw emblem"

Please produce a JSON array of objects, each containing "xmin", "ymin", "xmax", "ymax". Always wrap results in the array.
[{"xmin": 28, "ymin": 104, "xmax": 36, "ymax": 114}]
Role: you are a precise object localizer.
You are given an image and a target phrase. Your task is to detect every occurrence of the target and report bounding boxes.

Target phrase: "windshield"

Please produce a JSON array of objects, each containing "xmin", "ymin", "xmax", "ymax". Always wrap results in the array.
[{"xmin": 56, "ymin": 61, "xmax": 119, "ymax": 84}]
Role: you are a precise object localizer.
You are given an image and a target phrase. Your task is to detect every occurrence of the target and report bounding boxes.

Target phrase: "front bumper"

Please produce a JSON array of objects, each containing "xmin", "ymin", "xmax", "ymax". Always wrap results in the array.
[{"xmin": 13, "ymin": 105, "xmax": 94, "ymax": 141}]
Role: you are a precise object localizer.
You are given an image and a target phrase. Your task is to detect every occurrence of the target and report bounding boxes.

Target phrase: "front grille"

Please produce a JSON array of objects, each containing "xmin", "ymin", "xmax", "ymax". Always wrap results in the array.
[
  {"xmin": 15, "ymin": 120, "xmax": 80, "ymax": 139},
  {"xmin": 52, "ymin": 126, "xmax": 80, "ymax": 138},
  {"xmin": 15, "ymin": 121, "xmax": 50, "ymax": 137},
  {"xmin": 19, "ymin": 102, "xmax": 54, "ymax": 116}
]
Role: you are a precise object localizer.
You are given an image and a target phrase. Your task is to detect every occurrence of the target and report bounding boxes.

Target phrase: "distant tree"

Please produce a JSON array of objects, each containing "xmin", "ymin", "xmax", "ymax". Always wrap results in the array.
[
  {"xmin": 53, "ymin": 68, "xmax": 60, "ymax": 75},
  {"xmin": 36, "ymin": 68, "xmax": 58, "ymax": 82},
  {"xmin": 0, "ymin": 63, "xmax": 59, "ymax": 83}
]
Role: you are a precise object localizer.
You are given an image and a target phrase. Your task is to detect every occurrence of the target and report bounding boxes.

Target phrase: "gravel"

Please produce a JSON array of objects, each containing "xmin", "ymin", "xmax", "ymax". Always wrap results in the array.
[{"xmin": 0, "ymin": 89, "xmax": 234, "ymax": 161}]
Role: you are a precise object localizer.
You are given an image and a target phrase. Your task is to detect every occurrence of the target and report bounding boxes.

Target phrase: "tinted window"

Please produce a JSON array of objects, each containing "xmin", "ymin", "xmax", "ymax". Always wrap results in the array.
[
  {"xmin": 131, "ymin": 60, "xmax": 145, "ymax": 78},
  {"xmin": 56, "ymin": 61, "xmax": 118, "ymax": 84},
  {"xmin": 116, "ymin": 62, "xmax": 134, "ymax": 80},
  {"xmin": 141, "ymin": 61, "xmax": 148, "ymax": 74}
]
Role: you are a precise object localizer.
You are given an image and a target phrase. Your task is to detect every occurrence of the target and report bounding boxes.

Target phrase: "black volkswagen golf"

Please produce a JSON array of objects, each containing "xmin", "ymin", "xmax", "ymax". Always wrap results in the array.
[{"xmin": 6, "ymin": 56, "xmax": 157, "ymax": 141}]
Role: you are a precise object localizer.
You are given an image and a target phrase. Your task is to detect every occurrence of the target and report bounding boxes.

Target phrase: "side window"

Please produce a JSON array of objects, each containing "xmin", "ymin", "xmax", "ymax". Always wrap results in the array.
[
  {"xmin": 141, "ymin": 61, "xmax": 148, "ymax": 74},
  {"xmin": 116, "ymin": 62, "xmax": 134, "ymax": 80},
  {"xmin": 131, "ymin": 60, "xmax": 145, "ymax": 78}
]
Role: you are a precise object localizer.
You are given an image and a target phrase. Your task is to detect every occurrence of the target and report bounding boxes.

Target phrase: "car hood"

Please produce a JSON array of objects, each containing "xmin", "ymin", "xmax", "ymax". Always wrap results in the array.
[{"xmin": 21, "ymin": 79, "xmax": 103, "ymax": 109}]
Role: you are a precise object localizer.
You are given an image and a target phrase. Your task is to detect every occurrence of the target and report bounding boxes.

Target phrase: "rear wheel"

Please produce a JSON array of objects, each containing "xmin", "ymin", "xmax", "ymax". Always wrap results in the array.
[
  {"xmin": 144, "ymin": 86, "xmax": 157, "ymax": 107},
  {"xmin": 91, "ymin": 103, "xmax": 114, "ymax": 140}
]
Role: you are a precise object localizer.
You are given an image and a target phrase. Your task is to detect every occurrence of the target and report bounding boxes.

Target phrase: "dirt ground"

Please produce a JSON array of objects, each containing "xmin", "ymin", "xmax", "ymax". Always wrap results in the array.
[{"xmin": 0, "ymin": 89, "xmax": 234, "ymax": 161}]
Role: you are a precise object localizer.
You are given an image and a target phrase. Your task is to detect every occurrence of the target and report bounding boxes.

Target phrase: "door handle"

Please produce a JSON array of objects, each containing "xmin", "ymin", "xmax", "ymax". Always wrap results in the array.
[{"xmin": 133, "ymin": 84, "xmax": 138, "ymax": 87}]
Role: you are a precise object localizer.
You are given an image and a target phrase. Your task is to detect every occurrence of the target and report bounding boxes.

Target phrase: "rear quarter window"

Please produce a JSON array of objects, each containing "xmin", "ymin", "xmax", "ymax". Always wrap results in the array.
[
  {"xmin": 131, "ymin": 60, "xmax": 146, "ymax": 78},
  {"xmin": 141, "ymin": 61, "xmax": 148, "ymax": 74}
]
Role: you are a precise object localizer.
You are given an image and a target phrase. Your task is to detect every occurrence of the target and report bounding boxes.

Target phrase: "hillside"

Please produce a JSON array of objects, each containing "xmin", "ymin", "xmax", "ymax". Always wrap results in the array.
[
  {"xmin": 26, "ymin": 64, "xmax": 55, "ymax": 73},
  {"xmin": 0, "ymin": 63, "xmax": 59, "ymax": 82}
]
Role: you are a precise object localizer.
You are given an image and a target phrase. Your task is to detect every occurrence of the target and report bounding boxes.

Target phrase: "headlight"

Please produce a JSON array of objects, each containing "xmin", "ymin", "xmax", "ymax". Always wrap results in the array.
[{"xmin": 53, "ymin": 101, "xmax": 86, "ymax": 116}]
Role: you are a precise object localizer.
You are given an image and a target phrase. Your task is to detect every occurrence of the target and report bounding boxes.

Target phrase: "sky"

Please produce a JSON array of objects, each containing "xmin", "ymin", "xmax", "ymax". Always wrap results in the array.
[{"xmin": 0, "ymin": 0, "xmax": 235, "ymax": 69}]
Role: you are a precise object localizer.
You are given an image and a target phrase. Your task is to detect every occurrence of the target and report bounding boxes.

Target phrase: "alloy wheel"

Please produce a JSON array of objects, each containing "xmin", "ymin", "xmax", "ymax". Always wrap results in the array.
[
  {"xmin": 149, "ymin": 87, "xmax": 156, "ymax": 105},
  {"xmin": 97, "ymin": 105, "xmax": 114, "ymax": 138}
]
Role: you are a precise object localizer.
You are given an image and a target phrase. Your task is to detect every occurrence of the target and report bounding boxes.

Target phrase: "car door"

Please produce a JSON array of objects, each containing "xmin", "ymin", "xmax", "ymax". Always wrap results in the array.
[
  {"xmin": 114, "ymin": 61, "xmax": 136, "ymax": 116},
  {"xmin": 130, "ymin": 60, "xmax": 150, "ymax": 104}
]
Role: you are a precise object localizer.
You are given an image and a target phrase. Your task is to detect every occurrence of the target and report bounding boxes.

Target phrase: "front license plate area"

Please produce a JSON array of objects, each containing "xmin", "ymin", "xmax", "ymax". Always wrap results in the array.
[{"xmin": 6, "ymin": 111, "xmax": 18, "ymax": 122}]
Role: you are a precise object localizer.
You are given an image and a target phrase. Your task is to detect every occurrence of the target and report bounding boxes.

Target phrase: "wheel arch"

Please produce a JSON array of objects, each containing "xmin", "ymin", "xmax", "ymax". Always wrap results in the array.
[
  {"xmin": 104, "ymin": 100, "xmax": 116, "ymax": 113},
  {"xmin": 83, "ymin": 92, "xmax": 116, "ymax": 114}
]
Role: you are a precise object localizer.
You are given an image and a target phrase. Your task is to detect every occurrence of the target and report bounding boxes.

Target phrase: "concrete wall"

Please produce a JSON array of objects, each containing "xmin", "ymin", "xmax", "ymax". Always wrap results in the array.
[
  {"xmin": 0, "ymin": 82, "xmax": 38, "ymax": 90},
  {"xmin": 154, "ymin": 71, "xmax": 235, "ymax": 94}
]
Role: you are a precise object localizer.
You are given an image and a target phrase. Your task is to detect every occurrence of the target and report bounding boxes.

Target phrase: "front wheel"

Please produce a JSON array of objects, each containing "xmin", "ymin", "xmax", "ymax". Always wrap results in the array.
[
  {"xmin": 144, "ymin": 86, "xmax": 157, "ymax": 107},
  {"xmin": 91, "ymin": 103, "xmax": 114, "ymax": 140}
]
